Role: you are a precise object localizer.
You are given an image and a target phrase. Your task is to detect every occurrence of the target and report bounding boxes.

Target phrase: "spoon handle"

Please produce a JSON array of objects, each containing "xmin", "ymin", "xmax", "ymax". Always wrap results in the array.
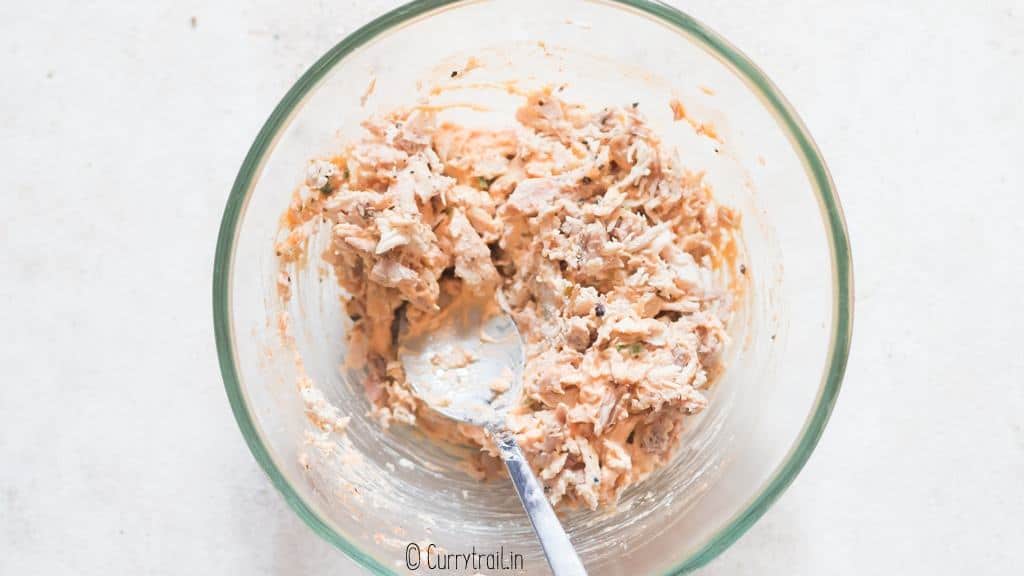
[{"xmin": 493, "ymin": 430, "xmax": 588, "ymax": 576}]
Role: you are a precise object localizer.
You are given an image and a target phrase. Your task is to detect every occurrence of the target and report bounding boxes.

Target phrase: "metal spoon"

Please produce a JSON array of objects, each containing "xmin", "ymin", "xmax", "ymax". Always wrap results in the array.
[{"xmin": 398, "ymin": 297, "xmax": 588, "ymax": 576}]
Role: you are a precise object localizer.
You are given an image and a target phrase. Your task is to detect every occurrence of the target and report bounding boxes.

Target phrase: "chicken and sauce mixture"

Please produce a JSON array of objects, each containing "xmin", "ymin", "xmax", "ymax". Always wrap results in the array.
[{"xmin": 277, "ymin": 88, "xmax": 741, "ymax": 510}]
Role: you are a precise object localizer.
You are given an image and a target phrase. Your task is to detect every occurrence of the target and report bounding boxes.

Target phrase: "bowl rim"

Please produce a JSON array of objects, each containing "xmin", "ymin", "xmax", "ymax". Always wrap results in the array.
[{"xmin": 213, "ymin": 0, "xmax": 854, "ymax": 573}]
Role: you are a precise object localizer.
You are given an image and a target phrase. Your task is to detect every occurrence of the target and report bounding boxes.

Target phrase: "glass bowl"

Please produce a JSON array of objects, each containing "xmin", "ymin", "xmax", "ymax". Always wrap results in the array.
[{"xmin": 213, "ymin": 0, "xmax": 853, "ymax": 574}]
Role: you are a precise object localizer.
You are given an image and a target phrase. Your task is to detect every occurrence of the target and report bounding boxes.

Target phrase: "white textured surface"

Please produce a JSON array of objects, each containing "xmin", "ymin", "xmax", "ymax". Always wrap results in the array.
[{"xmin": 2, "ymin": 1, "xmax": 1022, "ymax": 574}]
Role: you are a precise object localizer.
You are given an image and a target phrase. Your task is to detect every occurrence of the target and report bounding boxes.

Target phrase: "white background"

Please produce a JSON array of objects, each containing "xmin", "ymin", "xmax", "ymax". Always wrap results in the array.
[{"xmin": 2, "ymin": 0, "xmax": 1022, "ymax": 574}]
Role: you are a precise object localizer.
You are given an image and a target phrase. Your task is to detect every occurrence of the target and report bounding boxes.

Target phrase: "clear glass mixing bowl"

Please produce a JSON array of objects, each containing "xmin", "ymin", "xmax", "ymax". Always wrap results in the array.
[{"xmin": 213, "ymin": 1, "xmax": 853, "ymax": 573}]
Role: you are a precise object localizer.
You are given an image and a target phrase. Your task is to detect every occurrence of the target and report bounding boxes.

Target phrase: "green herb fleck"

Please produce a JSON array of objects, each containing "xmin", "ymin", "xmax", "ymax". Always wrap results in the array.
[
  {"xmin": 617, "ymin": 343, "xmax": 644, "ymax": 355},
  {"xmin": 477, "ymin": 176, "xmax": 495, "ymax": 190}
]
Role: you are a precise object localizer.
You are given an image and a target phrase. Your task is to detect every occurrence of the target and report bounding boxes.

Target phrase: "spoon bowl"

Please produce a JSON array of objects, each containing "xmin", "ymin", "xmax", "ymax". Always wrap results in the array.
[{"xmin": 398, "ymin": 297, "xmax": 524, "ymax": 429}]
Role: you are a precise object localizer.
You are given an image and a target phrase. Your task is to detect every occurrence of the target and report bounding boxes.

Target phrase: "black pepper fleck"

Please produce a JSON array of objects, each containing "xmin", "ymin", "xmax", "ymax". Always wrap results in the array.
[
  {"xmin": 739, "ymin": 264, "xmax": 746, "ymax": 275},
  {"xmin": 595, "ymin": 303, "xmax": 605, "ymax": 317},
  {"xmin": 450, "ymin": 70, "xmax": 458, "ymax": 77},
  {"xmin": 631, "ymin": 101, "xmax": 639, "ymax": 108}
]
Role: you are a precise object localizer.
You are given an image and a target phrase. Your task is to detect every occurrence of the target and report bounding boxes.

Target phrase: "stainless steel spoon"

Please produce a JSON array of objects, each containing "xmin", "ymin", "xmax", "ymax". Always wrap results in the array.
[{"xmin": 399, "ymin": 297, "xmax": 588, "ymax": 576}]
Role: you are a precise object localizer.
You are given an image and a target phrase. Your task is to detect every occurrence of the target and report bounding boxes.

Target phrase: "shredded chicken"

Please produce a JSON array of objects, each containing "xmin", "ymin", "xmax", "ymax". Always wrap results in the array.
[
  {"xmin": 430, "ymin": 347, "xmax": 477, "ymax": 370},
  {"xmin": 277, "ymin": 88, "xmax": 741, "ymax": 510}
]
